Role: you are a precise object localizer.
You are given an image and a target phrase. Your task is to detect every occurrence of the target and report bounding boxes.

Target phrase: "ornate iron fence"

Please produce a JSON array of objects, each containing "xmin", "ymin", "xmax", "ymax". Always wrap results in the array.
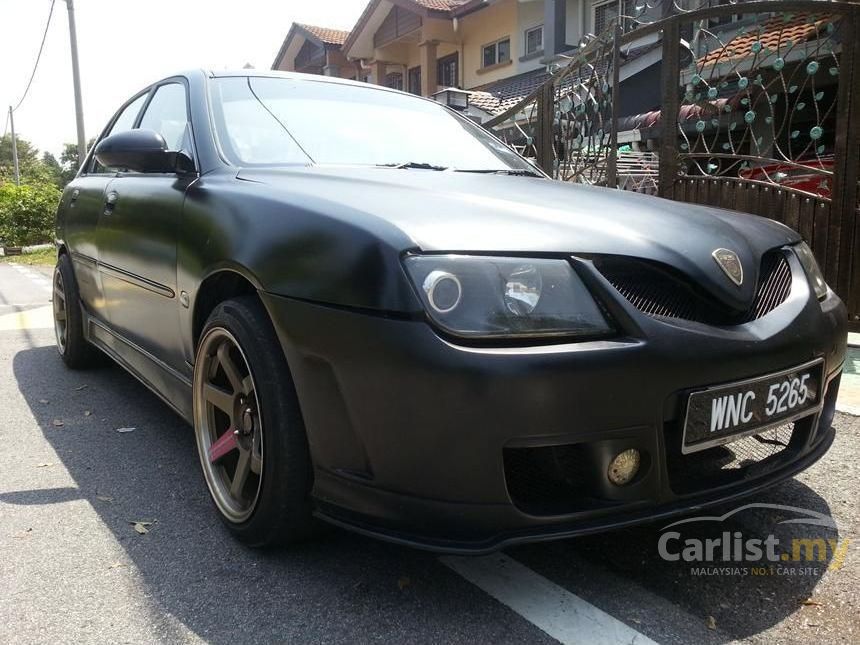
[{"xmin": 485, "ymin": 0, "xmax": 860, "ymax": 327}]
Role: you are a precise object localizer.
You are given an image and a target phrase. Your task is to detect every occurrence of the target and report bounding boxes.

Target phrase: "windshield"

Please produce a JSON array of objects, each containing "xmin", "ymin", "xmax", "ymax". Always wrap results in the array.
[{"xmin": 209, "ymin": 76, "xmax": 537, "ymax": 173}]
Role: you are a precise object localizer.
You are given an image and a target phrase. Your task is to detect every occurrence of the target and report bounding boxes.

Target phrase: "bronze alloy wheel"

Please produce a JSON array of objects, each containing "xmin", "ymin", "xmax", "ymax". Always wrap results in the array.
[
  {"xmin": 53, "ymin": 265, "xmax": 68, "ymax": 353},
  {"xmin": 194, "ymin": 327, "xmax": 264, "ymax": 523}
]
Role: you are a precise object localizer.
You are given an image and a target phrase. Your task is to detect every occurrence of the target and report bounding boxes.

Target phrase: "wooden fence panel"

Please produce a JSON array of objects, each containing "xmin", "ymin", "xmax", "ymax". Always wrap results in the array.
[
  {"xmin": 785, "ymin": 193, "xmax": 801, "ymax": 234},
  {"xmin": 798, "ymin": 197, "xmax": 816, "ymax": 248},
  {"xmin": 721, "ymin": 180, "xmax": 737, "ymax": 212},
  {"xmin": 813, "ymin": 201, "xmax": 831, "ymax": 277}
]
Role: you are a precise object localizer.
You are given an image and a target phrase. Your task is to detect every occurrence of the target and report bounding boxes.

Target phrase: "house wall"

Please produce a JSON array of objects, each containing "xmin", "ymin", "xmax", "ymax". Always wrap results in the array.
[
  {"xmin": 456, "ymin": 0, "xmax": 518, "ymax": 89},
  {"xmin": 374, "ymin": 6, "xmax": 422, "ymax": 48},
  {"xmin": 325, "ymin": 49, "xmax": 360, "ymax": 79},
  {"xmin": 275, "ymin": 34, "xmax": 305, "ymax": 72},
  {"xmin": 371, "ymin": 15, "xmax": 484, "ymax": 93},
  {"xmin": 526, "ymin": 0, "xmax": 585, "ymax": 57},
  {"xmin": 338, "ymin": 0, "xmax": 616, "ymax": 94},
  {"xmin": 381, "ymin": 36, "xmax": 458, "ymax": 70},
  {"xmin": 566, "ymin": 0, "xmax": 585, "ymax": 45},
  {"xmin": 517, "ymin": 0, "xmax": 545, "ymax": 72}
]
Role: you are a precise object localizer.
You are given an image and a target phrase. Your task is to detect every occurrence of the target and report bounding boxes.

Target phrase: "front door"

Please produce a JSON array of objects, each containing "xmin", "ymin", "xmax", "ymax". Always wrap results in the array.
[
  {"xmin": 97, "ymin": 81, "xmax": 195, "ymax": 376},
  {"xmin": 65, "ymin": 91, "xmax": 151, "ymax": 322},
  {"xmin": 63, "ymin": 175, "xmax": 112, "ymax": 323}
]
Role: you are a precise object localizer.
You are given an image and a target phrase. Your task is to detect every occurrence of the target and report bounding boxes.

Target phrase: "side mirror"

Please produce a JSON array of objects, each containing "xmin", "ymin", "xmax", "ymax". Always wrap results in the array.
[{"xmin": 94, "ymin": 129, "xmax": 193, "ymax": 174}]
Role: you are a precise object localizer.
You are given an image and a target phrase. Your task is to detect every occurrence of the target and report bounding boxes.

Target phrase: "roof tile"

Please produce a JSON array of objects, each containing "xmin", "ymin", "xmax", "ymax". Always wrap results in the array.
[
  {"xmin": 297, "ymin": 23, "xmax": 351, "ymax": 46},
  {"xmin": 467, "ymin": 68, "xmax": 552, "ymax": 115},
  {"xmin": 411, "ymin": 0, "xmax": 469, "ymax": 11},
  {"xmin": 699, "ymin": 13, "xmax": 837, "ymax": 67}
]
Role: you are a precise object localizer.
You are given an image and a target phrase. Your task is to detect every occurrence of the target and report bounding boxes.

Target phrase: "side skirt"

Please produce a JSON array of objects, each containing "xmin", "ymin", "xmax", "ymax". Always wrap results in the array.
[{"xmin": 83, "ymin": 311, "xmax": 194, "ymax": 424}]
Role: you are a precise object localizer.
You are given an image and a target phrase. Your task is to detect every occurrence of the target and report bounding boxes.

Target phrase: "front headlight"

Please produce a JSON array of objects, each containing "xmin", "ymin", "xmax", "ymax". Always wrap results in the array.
[
  {"xmin": 403, "ymin": 255, "xmax": 612, "ymax": 339},
  {"xmin": 794, "ymin": 242, "xmax": 828, "ymax": 299}
]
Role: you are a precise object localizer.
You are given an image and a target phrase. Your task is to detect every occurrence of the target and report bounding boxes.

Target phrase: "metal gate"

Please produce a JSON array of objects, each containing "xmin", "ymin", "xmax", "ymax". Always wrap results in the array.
[{"xmin": 486, "ymin": 0, "xmax": 860, "ymax": 327}]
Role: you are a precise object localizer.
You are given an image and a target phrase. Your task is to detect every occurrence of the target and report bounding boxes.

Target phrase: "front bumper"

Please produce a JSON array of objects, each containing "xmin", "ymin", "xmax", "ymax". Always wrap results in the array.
[{"xmin": 260, "ymin": 257, "xmax": 847, "ymax": 554}]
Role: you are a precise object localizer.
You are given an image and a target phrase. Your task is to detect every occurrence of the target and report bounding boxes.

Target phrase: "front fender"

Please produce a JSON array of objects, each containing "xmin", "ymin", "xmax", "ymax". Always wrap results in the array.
[{"xmin": 177, "ymin": 172, "xmax": 424, "ymax": 360}]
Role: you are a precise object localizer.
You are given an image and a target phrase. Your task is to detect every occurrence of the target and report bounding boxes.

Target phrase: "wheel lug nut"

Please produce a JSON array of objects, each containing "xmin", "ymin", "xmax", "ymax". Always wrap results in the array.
[{"xmin": 241, "ymin": 408, "xmax": 254, "ymax": 434}]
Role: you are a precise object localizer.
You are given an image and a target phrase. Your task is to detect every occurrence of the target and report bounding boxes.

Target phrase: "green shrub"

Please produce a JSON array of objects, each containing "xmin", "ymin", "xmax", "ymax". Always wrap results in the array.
[{"xmin": 0, "ymin": 182, "xmax": 61, "ymax": 247}]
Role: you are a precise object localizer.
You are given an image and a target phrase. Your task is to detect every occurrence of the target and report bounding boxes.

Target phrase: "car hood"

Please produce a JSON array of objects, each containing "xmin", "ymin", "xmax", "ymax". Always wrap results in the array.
[{"xmin": 237, "ymin": 166, "xmax": 800, "ymax": 311}]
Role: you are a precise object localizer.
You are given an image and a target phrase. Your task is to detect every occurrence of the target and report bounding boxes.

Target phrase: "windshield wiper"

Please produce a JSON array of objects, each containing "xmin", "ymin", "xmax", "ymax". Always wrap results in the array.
[
  {"xmin": 454, "ymin": 168, "xmax": 542, "ymax": 177},
  {"xmin": 376, "ymin": 162, "xmax": 449, "ymax": 171}
]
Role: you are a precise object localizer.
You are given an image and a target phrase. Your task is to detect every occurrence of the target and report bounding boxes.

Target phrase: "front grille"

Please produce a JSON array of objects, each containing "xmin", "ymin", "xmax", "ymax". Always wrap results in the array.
[
  {"xmin": 594, "ymin": 250, "xmax": 792, "ymax": 326},
  {"xmin": 665, "ymin": 419, "xmax": 811, "ymax": 495},
  {"xmin": 747, "ymin": 251, "xmax": 794, "ymax": 321}
]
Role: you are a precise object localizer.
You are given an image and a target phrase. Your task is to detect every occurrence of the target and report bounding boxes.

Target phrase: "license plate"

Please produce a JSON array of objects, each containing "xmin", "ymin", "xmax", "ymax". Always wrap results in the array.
[{"xmin": 682, "ymin": 359, "xmax": 824, "ymax": 454}]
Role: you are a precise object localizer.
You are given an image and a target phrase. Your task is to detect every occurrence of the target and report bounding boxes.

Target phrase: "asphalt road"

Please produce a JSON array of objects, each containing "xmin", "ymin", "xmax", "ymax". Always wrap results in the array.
[{"xmin": 0, "ymin": 261, "xmax": 857, "ymax": 644}]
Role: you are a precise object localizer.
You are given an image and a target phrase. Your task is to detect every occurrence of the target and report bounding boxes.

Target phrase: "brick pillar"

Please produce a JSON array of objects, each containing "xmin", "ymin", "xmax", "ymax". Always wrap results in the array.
[{"xmin": 419, "ymin": 40, "xmax": 438, "ymax": 96}]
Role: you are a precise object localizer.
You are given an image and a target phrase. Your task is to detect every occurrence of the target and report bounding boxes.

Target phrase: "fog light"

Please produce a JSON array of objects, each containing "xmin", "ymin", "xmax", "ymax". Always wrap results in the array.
[{"xmin": 607, "ymin": 449, "xmax": 641, "ymax": 486}]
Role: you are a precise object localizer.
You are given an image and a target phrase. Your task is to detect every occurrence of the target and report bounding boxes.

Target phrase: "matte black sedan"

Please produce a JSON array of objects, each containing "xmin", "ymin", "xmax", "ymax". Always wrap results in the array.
[{"xmin": 53, "ymin": 70, "xmax": 847, "ymax": 552}]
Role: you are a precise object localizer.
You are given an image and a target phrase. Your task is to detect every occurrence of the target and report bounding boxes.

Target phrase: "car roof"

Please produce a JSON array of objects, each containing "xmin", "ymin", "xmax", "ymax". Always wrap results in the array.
[
  {"xmin": 204, "ymin": 68, "xmax": 405, "ymax": 92},
  {"xmin": 143, "ymin": 68, "xmax": 432, "ymax": 104}
]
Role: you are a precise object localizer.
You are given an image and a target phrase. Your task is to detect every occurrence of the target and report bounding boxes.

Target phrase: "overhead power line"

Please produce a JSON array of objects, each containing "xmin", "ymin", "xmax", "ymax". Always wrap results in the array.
[{"xmin": 12, "ymin": 0, "xmax": 57, "ymax": 113}]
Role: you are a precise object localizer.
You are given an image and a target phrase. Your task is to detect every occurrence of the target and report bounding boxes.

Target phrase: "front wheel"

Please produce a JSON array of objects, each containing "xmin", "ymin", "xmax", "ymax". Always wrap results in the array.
[{"xmin": 192, "ymin": 296, "xmax": 315, "ymax": 546}]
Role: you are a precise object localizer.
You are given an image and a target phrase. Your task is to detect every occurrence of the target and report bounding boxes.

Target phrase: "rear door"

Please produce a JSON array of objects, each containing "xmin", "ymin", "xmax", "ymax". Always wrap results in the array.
[
  {"xmin": 97, "ymin": 80, "xmax": 196, "ymax": 374},
  {"xmin": 61, "ymin": 92, "xmax": 149, "ymax": 322}
]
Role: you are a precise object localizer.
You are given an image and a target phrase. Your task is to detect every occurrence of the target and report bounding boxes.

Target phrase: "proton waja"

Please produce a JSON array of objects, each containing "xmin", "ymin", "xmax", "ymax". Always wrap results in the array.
[{"xmin": 52, "ymin": 70, "xmax": 846, "ymax": 552}]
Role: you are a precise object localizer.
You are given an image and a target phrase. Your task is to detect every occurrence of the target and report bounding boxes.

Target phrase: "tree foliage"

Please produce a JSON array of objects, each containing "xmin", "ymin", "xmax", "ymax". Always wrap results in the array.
[
  {"xmin": 0, "ymin": 134, "xmax": 53, "ymax": 185},
  {"xmin": 58, "ymin": 139, "xmax": 95, "ymax": 186},
  {"xmin": 0, "ymin": 133, "xmax": 71, "ymax": 247},
  {"xmin": 0, "ymin": 134, "xmax": 93, "ymax": 188},
  {"xmin": 0, "ymin": 182, "xmax": 61, "ymax": 247}
]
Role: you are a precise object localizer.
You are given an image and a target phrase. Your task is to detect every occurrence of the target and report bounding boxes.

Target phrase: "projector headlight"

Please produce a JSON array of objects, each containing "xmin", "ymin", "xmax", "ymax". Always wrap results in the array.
[
  {"xmin": 794, "ymin": 242, "xmax": 828, "ymax": 300},
  {"xmin": 404, "ymin": 255, "xmax": 612, "ymax": 339}
]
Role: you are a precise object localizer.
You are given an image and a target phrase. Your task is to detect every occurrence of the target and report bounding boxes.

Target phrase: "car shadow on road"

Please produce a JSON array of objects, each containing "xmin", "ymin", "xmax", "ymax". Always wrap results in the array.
[
  {"xmin": 8, "ymin": 344, "xmax": 841, "ymax": 644},
  {"xmin": 8, "ymin": 344, "xmax": 552, "ymax": 644}
]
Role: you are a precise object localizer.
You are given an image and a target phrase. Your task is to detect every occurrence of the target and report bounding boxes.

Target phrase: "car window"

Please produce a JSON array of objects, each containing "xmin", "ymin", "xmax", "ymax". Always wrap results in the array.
[
  {"xmin": 89, "ymin": 92, "xmax": 149, "ymax": 173},
  {"xmin": 108, "ymin": 93, "xmax": 148, "ymax": 137},
  {"xmin": 138, "ymin": 82, "xmax": 189, "ymax": 151},
  {"xmin": 209, "ymin": 76, "xmax": 534, "ymax": 173},
  {"xmin": 210, "ymin": 77, "xmax": 308, "ymax": 165}
]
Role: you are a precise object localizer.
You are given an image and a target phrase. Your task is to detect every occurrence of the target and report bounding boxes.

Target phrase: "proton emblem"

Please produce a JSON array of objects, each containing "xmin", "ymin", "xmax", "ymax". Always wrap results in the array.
[{"xmin": 712, "ymin": 248, "xmax": 743, "ymax": 286}]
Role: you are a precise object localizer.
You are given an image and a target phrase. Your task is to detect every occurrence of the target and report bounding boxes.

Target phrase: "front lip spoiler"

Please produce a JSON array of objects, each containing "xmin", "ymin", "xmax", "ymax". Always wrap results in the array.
[{"xmin": 312, "ymin": 426, "xmax": 836, "ymax": 555}]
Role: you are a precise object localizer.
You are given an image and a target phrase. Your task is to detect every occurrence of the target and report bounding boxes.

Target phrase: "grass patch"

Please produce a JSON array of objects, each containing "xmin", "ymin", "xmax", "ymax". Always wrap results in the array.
[{"xmin": 0, "ymin": 246, "xmax": 57, "ymax": 266}]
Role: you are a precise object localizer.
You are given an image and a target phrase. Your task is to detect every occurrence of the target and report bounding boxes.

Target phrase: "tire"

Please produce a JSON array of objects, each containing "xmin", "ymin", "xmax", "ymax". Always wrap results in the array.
[
  {"xmin": 53, "ymin": 253, "xmax": 97, "ymax": 369},
  {"xmin": 192, "ymin": 296, "xmax": 315, "ymax": 547}
]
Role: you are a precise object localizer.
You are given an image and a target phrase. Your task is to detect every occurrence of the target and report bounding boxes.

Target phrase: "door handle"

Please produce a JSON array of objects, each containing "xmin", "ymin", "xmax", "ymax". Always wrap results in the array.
[
  {"xmin": 103, "ymin": 191, "xmax": 119, "ymax": 216},
  {"xmin": 69, "ymin": 188, "xmax": 80, "ymax": 208}
]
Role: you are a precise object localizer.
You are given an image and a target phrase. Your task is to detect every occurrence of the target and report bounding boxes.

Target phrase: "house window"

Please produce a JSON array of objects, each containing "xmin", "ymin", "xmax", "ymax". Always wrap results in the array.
[
  {"xmin": 408, "ymin": 66, "xmax": 422, "ymax": 95},
  {"xmin": 437, "ymin": 53, "xmax": 459, "ymax": 88},
  {"xmin": 593, "ymin": 0, "xmax": 635, "ymax": 34},
  {"xmin": 525, "ymin": 25, "xmax": 543, "ymax": 56},
  {"xmin": 482, "ymin": 37, "xmax": 511, "ymax": 68},
  {"xmin": 385, "ymin": 72, "xmax": 403, "ymax": 90}
]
